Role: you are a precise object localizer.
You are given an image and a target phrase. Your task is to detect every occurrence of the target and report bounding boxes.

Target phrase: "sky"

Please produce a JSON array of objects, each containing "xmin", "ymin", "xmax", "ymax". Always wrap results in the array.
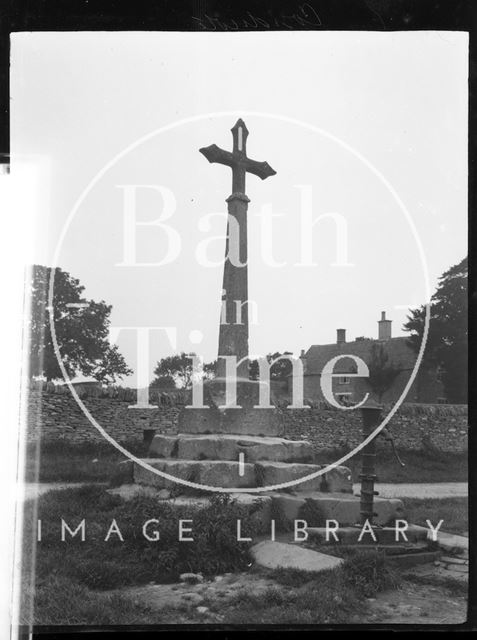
[{"xmin": 10, "ymin": 31, "xmax": 468, "ymax": 386}]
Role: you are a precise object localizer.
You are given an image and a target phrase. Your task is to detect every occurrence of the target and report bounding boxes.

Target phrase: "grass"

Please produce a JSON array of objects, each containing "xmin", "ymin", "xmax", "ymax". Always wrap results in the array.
[
  {"xmin": 21, "ymin": 486, "xmax": 263, "ymax": 591},
  {"xmin": 200, "ymin": 552, "xmax": 401, "ymax": 625},
  {"xmin": 313, "ymin": 445, "xmax": 468, "ymax": 484},
  {"xmin": 403, "ymin": 497, "xmax": 468, "ymax": 536},
  {"xmin": 20, "ymin": 486, "xmax": 406, "ymax": 626},
  {"xmin": 403, "ymin": 571, "xmax": 468, "ymax": 596},
  {"xmin": 24, "ymin": 440, "xmax": 148, "ymax": 484},
  {"xmin": 25, "ymin": 440, "xmax": 468, "ymax": 485},
  {"xmin": 20, "ymin": 574, "xmax": 177, "ymax": 626}
]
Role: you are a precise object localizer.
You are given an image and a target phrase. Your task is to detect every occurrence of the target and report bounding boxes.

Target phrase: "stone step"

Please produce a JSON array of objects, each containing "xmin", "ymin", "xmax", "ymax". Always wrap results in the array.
[
  {"xmin": 268, "ymin": 492, "xmax": 405, "ymax": 527},
  {"xmin": 149, "ymin": 433, "xmax": 314, "ymax": 463},
  {"xmin": 255, "ymin": 461, "xmax": 353, "ymax": 493},
  {"xmin": 110, "ymin": 481, "xmax": 405, "ymax": 529},
  {"xmin": 133, "ymin": 458, "xmax": 353, "ymax": 494},
  {"xmin": 134, "ymin": 458, "xmax": 256, "ymax": 489}
]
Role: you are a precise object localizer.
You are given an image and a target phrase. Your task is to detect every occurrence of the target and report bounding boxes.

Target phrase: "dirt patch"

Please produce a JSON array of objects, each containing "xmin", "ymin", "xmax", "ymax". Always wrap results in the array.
[
  {"xmin": 103, "ymin": 572, "xmax": 279, "ymax": 623},
  {"xmin": 365, "ymin": 575, "xmax": 467, "ymax": 624}
]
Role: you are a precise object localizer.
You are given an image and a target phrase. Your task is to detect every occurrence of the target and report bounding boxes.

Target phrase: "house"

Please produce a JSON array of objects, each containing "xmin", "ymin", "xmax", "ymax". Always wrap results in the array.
[{"xmin": 290, "ymin": 312, "xmax": 446, "ymax": 405}]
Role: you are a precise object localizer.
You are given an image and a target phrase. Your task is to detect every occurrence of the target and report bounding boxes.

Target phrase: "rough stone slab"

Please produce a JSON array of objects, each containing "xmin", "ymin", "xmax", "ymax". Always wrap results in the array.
[
  {"xmin": 198, "ymin": 460, "xmax": 255, "ymax": 488},
  {"xmin": 441, "ymin": 556, "xmax": 467, "ymax": 565},
  {"xmin": 173, "ymin": 493, "xmax": 272, "ymax": 531},
  {"xmin": 256, "ymin": 461, "xmax": 352, "ymax": 493},
  {"xmin": 150, "ymin": 433, "xmax": 313, "ymax": 463},
  {"xmin": 108, "ymin": 484, "xmax": 171, "ymax": 501},
  {"xmin": 148, "ymin": 435, "xmax": 178, "ymax": 458},
  {"xmin": 269, "ymin": 492, "xmax": 406, "ymax": 527},
  {"xmin": 256, "ymin": 461, "xmax": 324, "ymax": 491},
  {"xmin": 133, "ymin": 458, "xmax": 255, "ymax": 489},
  {"xmin": 179, "ymin": 407, "xmax": 284, "ymax": 437},
  {"xmin": 386, "ymin": 551, "xmax": 442, "ymax": 569},
  {"xmin": 250, "ymin": 540, "xmax": 343, "ymax": 572},
  {"xmin": 322, "ymin": 466, "xmax": 353, "ymax": 493},
  {"xmin": 412, "ymin": 525, "xmax": 469, "ymax": 553}
]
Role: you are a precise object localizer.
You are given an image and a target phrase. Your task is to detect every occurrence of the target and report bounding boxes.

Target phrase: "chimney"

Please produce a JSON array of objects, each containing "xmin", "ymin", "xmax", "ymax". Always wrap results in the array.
[
  {"xmin": 299, "ymin": 349, "xmax": 307, "ymax": 373},
  {"xmin": 337, "ymin": 328, "xmax": 346, "ymax": 344},
  {"xmin": 378, "ymin": 311, "xmax": 392, "ymax": 341}
]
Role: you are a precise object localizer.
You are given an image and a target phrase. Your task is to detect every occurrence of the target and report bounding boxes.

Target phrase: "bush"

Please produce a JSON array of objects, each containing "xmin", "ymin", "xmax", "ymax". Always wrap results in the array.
[
  {"xmin": 23, "ymin": 487, "xmax": 263, "ymax": 589},
  {"xmin": 342, "ymin": 550, "xmax": 401, "ymax": 597},
  {"xmin": 297, "ymin": 498, "xmax": 327, "ymax": 527}
]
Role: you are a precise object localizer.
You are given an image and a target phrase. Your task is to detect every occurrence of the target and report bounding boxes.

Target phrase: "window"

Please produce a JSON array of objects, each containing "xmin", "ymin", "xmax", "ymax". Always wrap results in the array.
[
  {"xmin": 437, "ymin": 397, "xmax": 448, "ymax": 404},
  {"xmin": 338, "ymin": 376, "xmax": 350, "ymax": 385}
]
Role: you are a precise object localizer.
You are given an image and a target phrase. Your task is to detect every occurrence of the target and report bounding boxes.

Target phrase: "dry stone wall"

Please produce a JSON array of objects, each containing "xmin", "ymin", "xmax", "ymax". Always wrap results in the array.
[{"xmin": 25, "ymin": 382, "xmax": 468, "ymax": 453}]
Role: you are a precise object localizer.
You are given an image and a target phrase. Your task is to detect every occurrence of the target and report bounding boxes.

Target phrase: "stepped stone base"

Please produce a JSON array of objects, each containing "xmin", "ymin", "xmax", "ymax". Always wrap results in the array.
[
  {"xmin": 109, "ymin": 482, "xmax": 405, "ymax": 528},
  {"xmin": 149, "ymin": 433, "xmax": 313, "ymax": 463},
  {"xmin": 116, "ymin": 375, "xmax": 402, "ymax": 532}
]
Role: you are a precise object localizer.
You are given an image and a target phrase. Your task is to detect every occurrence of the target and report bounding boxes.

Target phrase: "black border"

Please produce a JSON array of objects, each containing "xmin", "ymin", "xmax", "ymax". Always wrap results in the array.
[{"xmin": 3, "ymin": 0, "xmax": 475, "ymax": 636}]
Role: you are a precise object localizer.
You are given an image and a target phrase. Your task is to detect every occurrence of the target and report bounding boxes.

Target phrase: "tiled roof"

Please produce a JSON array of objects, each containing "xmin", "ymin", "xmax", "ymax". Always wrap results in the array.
[{"xmin": 304, "ymin": 336, "xmax": 417, "ymax": 374}]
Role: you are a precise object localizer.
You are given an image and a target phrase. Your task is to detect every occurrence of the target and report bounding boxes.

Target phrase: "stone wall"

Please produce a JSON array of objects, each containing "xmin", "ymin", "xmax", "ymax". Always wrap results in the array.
[
  {"xmin": 25, "ymin": 382, "xmax": 468, "ymax": 453},
  {"xmin": 278, "ymin": 402, "xmax": 468, "ymax": 453}
]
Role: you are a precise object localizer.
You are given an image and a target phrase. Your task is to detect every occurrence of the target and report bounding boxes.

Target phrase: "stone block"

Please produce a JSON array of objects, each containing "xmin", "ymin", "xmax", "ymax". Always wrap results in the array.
[
  {"xmin": 134, "ymin": 458, "xmax": 256, "ymax": 490},
  {"xmin": 175, "ymin": 434, "xmax": 313, "ymax": 462},
  {"xmin": 321, "ymin": 466, "xmax": 353, "ymax": 493},
  {"xmin": 179, "ymin": 406, "xmax": 283, "ymax": 437},
  {"xmin": 255, "ymin": 461, "xmax": 325, "ymax": 491},
  {"xmin": 269, "ymin": 492, "xmax": 406, "ymax": 527},
  {"xmin": 149, "ymin": 434, "xmax": 178, "ymax": 458},
  {"xmin": 250, "ymin": 541, "xmax": 343, "ymax": 572},
  {"xmin": 134, "ymin": 459, "xmax": 200, "ymax": 489},
  {"xmin": 197, "ymin": 460, "xmax": 255, "ymax": 488},
  {"xmin": 178, "ymin": 407, "xmax": 221, "ymax": 434}
]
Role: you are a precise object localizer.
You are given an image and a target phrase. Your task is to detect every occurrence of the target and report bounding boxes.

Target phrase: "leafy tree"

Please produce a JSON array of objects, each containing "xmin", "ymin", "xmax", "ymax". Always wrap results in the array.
[
  {"xmin": 149, "ymin": 375, "xmax": 177, "ymax": 390},
  {"xmin": 367, "ymin": 343, "xmax": 401, "ymax": 403},
  {"xmin": 28, "ymin": 265, "xmax": 132, "ymax": 383},
  {"xmin": 152, "ymin": 353, "xmax": 216, "ymax": 389},
  {"xmin": 249, "ymin": 351, "xmax": 294, "ymax": 381},
  {"xmin": 403, "ymin": 257, "xmax": 467, "ymax": 403}
]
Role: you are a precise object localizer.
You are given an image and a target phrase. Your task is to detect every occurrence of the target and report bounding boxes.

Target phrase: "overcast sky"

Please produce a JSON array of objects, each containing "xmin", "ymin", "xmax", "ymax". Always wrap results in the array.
[{"xmin": 10, "ymin": 31, "xmax": 468, "ymax": 386}]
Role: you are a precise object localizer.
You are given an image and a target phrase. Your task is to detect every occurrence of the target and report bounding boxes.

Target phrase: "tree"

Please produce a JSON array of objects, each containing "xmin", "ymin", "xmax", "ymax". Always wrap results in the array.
[
  {"xmin": 149, "ymin": 375, "xmax": 177, "ymax": 391},
  {"xmin": 367, "ymin": 343, "xmax": 401, "ymax": 403},
  {"xmin": 249, "ymin": 351, "xmax": 294, "ymax": 381},
  {"xmin": 403, "ymin": 257, "xmax": 467, "ymax": 403},
  {"xmin": 152, "ymin": 353, "xmax": 216, "ymax": 389},
  {"xmin": 28, "ymin": 265, "xmax": 132, "ymax": 383}
]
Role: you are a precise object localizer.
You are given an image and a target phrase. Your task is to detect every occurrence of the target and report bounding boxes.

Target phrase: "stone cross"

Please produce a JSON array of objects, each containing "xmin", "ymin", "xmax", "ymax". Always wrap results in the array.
[{"xmin": 200, "ymin": 119, "xmax": 276, "ymax": 379}]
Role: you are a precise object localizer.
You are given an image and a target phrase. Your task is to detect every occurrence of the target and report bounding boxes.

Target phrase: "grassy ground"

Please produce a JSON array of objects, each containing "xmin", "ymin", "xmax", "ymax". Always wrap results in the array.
[
  {"xmin": 24, "ymin": 440, "xmax": 468, "ymax": 484},
  {"xmin": 23, "ymin": 440, "xmax": 148, "ymax": 483},
  {"xmin": 403, "ymin": 497, "xmax": 468, "ymax": 535},
  {"xmin": 314, "ymin": 446, "xmax": 468, "ymax": 484},
  {"xmin": 20, "ymin": 485, "xmax": 402, "ymax": 625}
]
